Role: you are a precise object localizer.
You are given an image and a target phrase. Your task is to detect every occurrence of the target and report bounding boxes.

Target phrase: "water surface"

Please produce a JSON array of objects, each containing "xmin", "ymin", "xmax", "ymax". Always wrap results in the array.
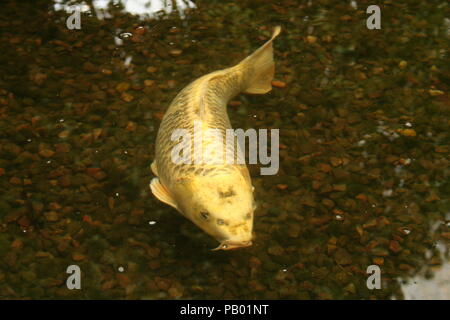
[{"xmin": 0, "ymin": 0, "xmax": 448, "ymax": 299}]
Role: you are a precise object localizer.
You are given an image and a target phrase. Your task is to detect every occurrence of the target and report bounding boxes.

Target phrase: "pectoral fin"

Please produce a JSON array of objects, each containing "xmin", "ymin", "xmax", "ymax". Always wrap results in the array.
[{"xmin": 149, "ymin": 178, "xmax": 178, "ymax": 210}]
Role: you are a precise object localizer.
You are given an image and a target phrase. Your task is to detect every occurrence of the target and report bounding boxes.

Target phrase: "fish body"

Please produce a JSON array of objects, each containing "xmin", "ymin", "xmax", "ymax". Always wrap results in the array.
[{"xmin": 150, "ymin": 27, "xmax": 281, "ymax": 250}]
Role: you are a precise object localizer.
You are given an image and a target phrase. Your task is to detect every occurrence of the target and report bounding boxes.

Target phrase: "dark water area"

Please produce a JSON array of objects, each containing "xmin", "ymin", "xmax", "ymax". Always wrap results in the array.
[{"xmin": 0, "ymin": 0, "xmax": 449, "ymax": 299}]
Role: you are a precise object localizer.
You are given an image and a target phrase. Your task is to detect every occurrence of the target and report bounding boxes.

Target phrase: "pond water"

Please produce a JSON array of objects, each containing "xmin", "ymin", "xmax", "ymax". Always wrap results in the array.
[{"xmin": 0, "ymin": 0, "xmax": 448, "ymax": 299}]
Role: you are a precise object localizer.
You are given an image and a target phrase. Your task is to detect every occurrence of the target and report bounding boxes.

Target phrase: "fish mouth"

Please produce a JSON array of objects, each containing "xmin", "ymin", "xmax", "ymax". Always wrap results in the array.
[{"xmin": 211, "ymin": 240, "xmax": 253, "ymax": 251}]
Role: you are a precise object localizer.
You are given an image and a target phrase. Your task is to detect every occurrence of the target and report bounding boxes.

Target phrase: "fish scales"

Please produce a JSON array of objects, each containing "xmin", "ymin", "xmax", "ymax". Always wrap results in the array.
[{"xmin": 156, "ymin": 73, "xmax": 242, "ymax": 182}]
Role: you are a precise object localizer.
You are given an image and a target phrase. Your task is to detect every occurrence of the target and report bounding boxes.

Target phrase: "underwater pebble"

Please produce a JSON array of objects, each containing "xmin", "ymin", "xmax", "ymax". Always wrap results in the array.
[
  {"xmin": 170, "ymin": 49, "xmax": 183, "ymax": 57},
  {"xmin": 335, "ymin": 249, "xmax": 352, "ymax": 265},
  {"xmin": 389, "ymin": 240, "xmax": 402, "ymax": 253},
  {"xmin": 268, "ymin": 245, "xmax": 285, "ymax": 256},
  {"xmin": 168, "ymin": 283, "xmax": 184, "ymax": 299},
  {"xmin": 120, "ymin": 92, "xmax": 134, "ymax": 102},
  {"xmin": 39, "ymin": 149, "xmax": 55, "ymax": 158},
  {"xmin": 11, "ymin": 239, "xmax": 23, "ymax": 249},
  {"xmin": 72, "ymin": 253, "xmax": 86, "ymax": 261},
  {"xmin": 101, "ymin": 68, "xmax": 112, "ymax": 75},
  {"xmin": 272, "ymin": 80, "xmax": 286, "ymax": 88},
  {"xmin": 116, "ymin": 274, "xmax": 130, "ymax": 288},
  {"xmin": 305, "ymin": 35, "xmax": 317, "ymax": 44},
  {"xmin": 44, "ymin": 211, "xmax": 59, "ymax": 222},
  {"xmin": 428, "ymin": 89, "xmax": 444, "ymax": 96},
  {"xmin": 396, "ymin": 128, "xmax": 416, "ymax": 137},
  {"xmin": 154, "ymin": 276, "xmax": 172, "ymax": 291},
  {"xmin": 9, "ymin": 177, "xmax": 22, "ymax": 185}
]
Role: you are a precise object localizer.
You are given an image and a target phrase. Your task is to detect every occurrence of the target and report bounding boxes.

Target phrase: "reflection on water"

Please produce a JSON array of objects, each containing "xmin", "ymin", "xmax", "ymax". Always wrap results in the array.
[
  {"xmin": 54, "ymin": 0, "xmax": 196, "ymax": 18},
  {"xmin": 401, "ymin": 241, "xmax": 449, "ymax": 299},
  {"xmin": 0, "ymin": 0, "xmax": 448, "ymax": 300}
]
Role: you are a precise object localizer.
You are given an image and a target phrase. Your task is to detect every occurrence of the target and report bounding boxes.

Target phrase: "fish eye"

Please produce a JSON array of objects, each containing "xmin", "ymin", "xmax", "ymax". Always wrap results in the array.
[{"xmin": 200, "ymin": 211, "xmax": 209, "ymax": 220}]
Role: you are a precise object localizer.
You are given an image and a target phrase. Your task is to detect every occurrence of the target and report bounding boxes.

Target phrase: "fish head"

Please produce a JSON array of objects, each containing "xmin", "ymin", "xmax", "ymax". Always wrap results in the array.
[{"xmin": 172, "ymin": 171, "xmax": 254, "ymax": 249}]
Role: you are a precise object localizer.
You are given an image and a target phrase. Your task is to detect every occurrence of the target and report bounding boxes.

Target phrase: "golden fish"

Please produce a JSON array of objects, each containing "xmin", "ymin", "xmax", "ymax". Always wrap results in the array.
[{"xmin": 150, "ymin": 26, "xmax": 281, "ymax": 250}]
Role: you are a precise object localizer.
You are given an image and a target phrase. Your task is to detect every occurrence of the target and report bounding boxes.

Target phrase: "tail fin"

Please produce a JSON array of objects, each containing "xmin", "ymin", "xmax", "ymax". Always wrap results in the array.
[{"xmin": 240, "ymin": 26, "xmax": 281, "ymax": 94}]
